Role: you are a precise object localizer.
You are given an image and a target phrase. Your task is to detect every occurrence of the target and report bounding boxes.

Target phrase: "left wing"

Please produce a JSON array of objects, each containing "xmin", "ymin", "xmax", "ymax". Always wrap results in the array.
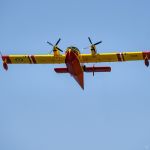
[
  {"xmin": 79, "ymin": 51, "xmax": 150, "ymax": 63},
  {"xmin": 2, "ymin": 54, "xmax": 66, "ymax": 64}
]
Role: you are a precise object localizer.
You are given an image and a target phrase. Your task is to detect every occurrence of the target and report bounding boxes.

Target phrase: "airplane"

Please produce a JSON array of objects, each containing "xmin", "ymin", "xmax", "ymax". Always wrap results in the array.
[{"xmin": 1, "ymin": 37, "xmax": 150, "ymax": 90}]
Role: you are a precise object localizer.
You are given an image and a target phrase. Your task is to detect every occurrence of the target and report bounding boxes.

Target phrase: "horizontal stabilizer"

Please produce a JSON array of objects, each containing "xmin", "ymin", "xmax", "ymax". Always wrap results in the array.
[
  {"xmin": 83, "ymin": 66, "xmax": 111, "ymax": 72},
  {"xmin": 54, "ymin": 68, "xmax": 69, "ymax": 73}
]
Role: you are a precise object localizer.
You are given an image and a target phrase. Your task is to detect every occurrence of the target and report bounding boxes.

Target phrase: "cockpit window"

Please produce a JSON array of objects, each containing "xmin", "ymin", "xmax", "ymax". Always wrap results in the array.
[{"xmin": 66, "ymin": 46, "xmax": 80, "ymax": 54}]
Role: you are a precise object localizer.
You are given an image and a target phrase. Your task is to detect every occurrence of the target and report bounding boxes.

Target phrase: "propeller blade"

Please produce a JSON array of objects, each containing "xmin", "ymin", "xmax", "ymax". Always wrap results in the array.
[
  {"xmin": 47, "ymin": 41, "xmax": 53, "ymax": 47},
  {"xmin": 88, "ymin": 37, "xmax": 93, "ymax": 44},
  {"xmin": 55, "ymin": 38, "xmax": 61, "ymax": 46},
  {"xmin": 47, "ymin": 38, "xmax": 63, "ymax": 53},
  {"xmin": 57, "ymin": 47, "xmax": 63, "ymax": 52},
  {"xmin": 94, "ymin": 41, "xmax": 102, "ymax": 46}
]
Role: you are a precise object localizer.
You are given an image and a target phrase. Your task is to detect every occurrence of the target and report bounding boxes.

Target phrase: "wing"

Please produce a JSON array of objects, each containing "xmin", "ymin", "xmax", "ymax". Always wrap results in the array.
[
  {"xmin": 2, "ymin": 54, "xmax": 66, "ymax": 64},
  {"xmin": 79, "ymin": 51, "xmax": 150, "ymax": 63}
]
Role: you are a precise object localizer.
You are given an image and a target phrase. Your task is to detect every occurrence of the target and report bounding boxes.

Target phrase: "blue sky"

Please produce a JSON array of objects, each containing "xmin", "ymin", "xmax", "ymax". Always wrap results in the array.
[{"xmin": 0, "ymin": 0, "xmax": 150, "ymax": 150}]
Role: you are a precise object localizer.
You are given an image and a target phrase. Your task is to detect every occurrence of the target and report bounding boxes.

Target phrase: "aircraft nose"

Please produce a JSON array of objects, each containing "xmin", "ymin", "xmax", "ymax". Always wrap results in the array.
[{"xmin": 66, "ymin": 50, "xmax": 76, "ymax": 62}]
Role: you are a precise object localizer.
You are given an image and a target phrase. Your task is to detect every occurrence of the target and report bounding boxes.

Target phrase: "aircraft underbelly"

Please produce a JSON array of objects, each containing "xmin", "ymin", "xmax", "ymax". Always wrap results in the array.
[{"xmin": 65, "ymin": 50, "xmax": 84, "ymax": 89}]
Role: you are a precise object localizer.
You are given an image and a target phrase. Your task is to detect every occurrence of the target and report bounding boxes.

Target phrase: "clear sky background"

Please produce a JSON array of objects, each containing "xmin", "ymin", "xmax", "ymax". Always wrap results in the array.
[{"xmin": 0, "ymin": 0, "xmax": 150, "ymax": 150}]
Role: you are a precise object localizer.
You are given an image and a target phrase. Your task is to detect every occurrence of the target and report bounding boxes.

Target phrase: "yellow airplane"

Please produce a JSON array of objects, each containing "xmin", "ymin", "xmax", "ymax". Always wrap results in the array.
[{"xmin": 1, "ymin": 37, "xmax": 150, "ymax": 89}]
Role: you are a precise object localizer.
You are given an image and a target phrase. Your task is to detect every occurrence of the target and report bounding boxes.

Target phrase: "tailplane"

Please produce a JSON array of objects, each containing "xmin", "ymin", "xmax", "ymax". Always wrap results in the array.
[
  {"xmin": 54, "ymin": 68, "xmax": 68, "ymax": 73},
  {"xmin": 83, "ymin": 65, "xmax": 111, "ymax": 76}
]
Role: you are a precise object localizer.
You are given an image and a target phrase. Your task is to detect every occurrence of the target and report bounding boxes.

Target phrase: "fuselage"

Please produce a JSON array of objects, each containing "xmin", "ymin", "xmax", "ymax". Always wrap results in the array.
[{"xmin": 65, "ymin": 47, "xmax": 84, "ymax": 89}]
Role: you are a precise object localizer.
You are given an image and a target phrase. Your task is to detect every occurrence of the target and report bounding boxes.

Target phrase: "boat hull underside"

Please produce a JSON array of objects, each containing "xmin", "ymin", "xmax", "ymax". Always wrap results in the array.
[{"xmin": 65, "ymin": 50, "xmax": 84, "ymax": 89}]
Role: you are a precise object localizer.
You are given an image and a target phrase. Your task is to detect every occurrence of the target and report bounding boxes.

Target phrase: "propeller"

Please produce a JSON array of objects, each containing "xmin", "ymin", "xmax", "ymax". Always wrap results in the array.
[
  {"xmin": 84, "ymin": 37, "xmax": 102, "ymax": 49},
  {"xmin": 47, "ymin": 38, "xmax": 63, "ymax": 53},
  {"xmin": 88, "ymin": 37, "xmax": 102, "ymax": 46}
]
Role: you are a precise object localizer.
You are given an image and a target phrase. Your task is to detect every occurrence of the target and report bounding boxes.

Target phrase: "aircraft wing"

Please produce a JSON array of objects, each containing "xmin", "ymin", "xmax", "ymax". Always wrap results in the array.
[
  {"xmin": 2, "ymin": 51, "xmax": 150, "ymax": 64},
  {"xmin": 2, "ymin": 54, "xmax": 66, "ymax": 64},
  {"xmin": 79, "ymin": 51, "xmax": 150, "ymax": 63}
]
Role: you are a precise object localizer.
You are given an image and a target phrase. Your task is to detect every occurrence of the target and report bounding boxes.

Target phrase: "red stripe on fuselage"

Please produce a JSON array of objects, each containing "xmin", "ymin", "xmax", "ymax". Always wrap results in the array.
[{"xmin": 65, "ymin": 50, "xmax": 84, "ymax": 89}]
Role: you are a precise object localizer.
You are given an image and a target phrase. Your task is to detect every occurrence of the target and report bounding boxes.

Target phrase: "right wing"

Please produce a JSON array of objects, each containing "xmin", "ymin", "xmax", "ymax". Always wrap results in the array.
[{"xmin": 79, "ymin": 51, "xmax": 150, "ymax": 63}]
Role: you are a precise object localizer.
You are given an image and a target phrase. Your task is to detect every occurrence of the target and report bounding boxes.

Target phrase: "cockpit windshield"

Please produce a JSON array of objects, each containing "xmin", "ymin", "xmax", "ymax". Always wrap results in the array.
[{"xmin": 66, "ymin": 46, "xmax": 80, "ymax": 54}]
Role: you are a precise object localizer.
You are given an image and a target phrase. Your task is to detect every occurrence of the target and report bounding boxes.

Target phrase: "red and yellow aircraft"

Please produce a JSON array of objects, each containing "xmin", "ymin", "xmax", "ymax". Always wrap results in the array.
[{"xmin": 1, "ymin": 37, "xmax": 150, "ymax": 89}]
